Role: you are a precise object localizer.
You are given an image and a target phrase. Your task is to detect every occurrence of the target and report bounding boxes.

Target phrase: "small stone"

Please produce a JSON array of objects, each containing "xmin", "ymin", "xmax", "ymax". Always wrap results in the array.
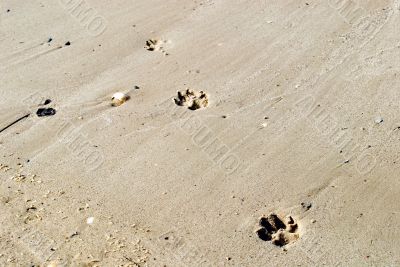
[
  {"xmin": 69, "ymin": 231, "xmax": 79, "ymax": 238},
  {"xmin": 65, "ymin": 41, "xmax": 71, "ymax": 46},
  {"xmin": 374, "ymin": 117, "xmax": 383, "ymax": 124},
  {"xmin": 36, "ymin": 108, "xmax": 56, "ymax": 117}
]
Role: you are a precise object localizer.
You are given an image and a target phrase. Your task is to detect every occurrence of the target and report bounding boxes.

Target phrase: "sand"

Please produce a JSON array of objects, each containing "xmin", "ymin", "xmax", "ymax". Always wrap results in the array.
[{"xmin": 1, "ymin": 0, "xmax": 400, "ymax": 266}]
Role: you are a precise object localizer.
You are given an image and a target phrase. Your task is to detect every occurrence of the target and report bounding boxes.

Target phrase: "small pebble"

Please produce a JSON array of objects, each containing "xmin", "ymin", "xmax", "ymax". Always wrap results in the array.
[
  {"xmin": 65, "ymin": 41, "xmax": 71, "ymax": 46},
  {"xmin": 36, "ymin": 108, "xmax": 56, "ymax": 117},
  {"xmin": 374, "ymin": 117, "xmax": 383, "ymax": 124}
]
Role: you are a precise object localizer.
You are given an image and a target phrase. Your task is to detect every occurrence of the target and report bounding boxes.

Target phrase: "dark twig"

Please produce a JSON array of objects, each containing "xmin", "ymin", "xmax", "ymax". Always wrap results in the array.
[{"xmin": 0, "ymin": 113, "xmax": 30, "ymax": 133}]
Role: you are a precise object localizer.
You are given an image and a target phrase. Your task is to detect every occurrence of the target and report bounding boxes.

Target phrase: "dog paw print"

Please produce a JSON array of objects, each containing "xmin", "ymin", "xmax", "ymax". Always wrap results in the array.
[
  {"xmin": 174, "ymin": 89, "xmax": 209, "ymax": 110},
  {"xmin": 256, "ymin": 213, "xmax": 299, "ymax": 247},
  {"xmin": 144, "ymin": 38, "xmax": 169, "ymax": 56}
]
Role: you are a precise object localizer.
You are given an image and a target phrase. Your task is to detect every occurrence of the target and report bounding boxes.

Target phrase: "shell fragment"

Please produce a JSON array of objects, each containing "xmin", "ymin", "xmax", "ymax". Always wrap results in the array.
[{"xmin": 111, "ymin": 92, "xmax": 129, "ymax": 107}]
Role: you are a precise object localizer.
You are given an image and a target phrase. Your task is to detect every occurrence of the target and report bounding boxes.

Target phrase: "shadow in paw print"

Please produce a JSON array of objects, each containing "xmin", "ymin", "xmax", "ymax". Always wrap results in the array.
[
  {"xmin": 256, "ymin": 213, "xmax": 299, "ymax": 247},
  {"xmin": 144, "ymin": 39, "xmax": 169, "ymax": 56},
  {"xmin": 174, "ymin": 89, "xmax": 209, "ymax": 110}
]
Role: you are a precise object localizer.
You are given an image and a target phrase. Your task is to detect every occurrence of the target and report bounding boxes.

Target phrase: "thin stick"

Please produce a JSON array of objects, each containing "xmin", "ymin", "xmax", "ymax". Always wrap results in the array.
[{"xmin": 0, "ymin": 113, "xmax": 30, "ymax": 133}]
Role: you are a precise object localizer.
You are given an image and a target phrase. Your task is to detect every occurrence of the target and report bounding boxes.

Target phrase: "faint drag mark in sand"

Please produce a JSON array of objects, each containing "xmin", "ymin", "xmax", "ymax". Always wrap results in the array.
[
  {"xmin": 17, "ymin": 87, "xmax": 134, "ymax": 171},
  {"xmin": 256, "ymin": 213, "xmax": 300, "ymax": 247},
  {"xmin": 0, "ymin": 42, "xmax": 63, "ymax": 71},
  {"xmin": 58, "ymin": 0, "xmax": 107, "ymax": 36},
  {"xmin": 20, "ymin": 91, "xmax": 105, "ymax": 172},
  {"xmin": 144, "ymin": 38, "xmax": 170, "ymax": 56},
  {"xmin": 159, "ymin": 96, "xmax": 242, "ymax": 175}
]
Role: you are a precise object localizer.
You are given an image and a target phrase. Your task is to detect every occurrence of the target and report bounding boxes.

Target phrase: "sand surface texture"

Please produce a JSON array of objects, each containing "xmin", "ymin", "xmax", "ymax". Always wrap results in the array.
[{"xmin": 1, "ymin": 0, "xmax": 400, "ymax": 266}]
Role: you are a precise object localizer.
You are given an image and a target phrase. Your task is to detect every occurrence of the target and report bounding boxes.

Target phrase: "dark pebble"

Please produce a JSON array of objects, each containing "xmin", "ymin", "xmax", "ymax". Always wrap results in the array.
[
  {"xmin": 65, "ymin": 41, "xmax": 71, "ymax": 46},
  {"xmin": 48, "ymin": 38, "xmax": 53, "ymax": 43},
  {"xmin": 36, "ymin": 108, "xmax": 56, "ymax": 117},
  {"xmin": 43, "ymin": 99, "xmax": 52, "ymax": 105}
]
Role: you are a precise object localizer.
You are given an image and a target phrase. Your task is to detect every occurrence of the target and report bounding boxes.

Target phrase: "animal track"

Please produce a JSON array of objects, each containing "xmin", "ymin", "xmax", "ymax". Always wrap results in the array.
[
  {"xmin": 144, "ymin": 39, "xmax": 169, "ymax": 56},
  {"xmin": 174, "ymin": 89, "xmax": 209, "ymax": 110},
  {"xmin": 256, "ymin": 213, "xmax": 299, "ymax": 247}
]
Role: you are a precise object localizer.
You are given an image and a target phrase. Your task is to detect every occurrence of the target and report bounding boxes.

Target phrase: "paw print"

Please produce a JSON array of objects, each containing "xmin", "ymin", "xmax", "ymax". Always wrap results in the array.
[
  {"xmin": 144, "ymin": 38, "xmax": 169, "ymax": 56},
  {"xmin": 256, "ymin": 213, "xmax": 300, "ymax": 247},
  {"xmin": 174, "ymin": 89, "xmax": 209, "ymax": 110}
]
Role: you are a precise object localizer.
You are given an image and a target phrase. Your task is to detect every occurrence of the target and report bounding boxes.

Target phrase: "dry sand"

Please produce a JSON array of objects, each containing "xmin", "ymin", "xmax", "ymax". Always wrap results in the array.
[{"xmin": 1, "ymin": 0, "xmax": 400, "ymax": 266}]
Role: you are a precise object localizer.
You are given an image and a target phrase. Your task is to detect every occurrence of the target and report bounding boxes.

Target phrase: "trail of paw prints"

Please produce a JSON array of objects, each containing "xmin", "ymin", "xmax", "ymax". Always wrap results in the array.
[
  {"xmin": 174, "ymin": 89, "xmax": 209, "ymax": 110},
  {"xmin": 256, "ymin": 213, "xmax": 300, "ymax": 247},
  {"xmin": 144, "ymin": 38, "xmax": 170, "ymax": 56}
]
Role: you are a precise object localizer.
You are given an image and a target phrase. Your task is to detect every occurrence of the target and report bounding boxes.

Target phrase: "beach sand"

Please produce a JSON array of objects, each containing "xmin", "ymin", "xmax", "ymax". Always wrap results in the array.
[{"xmin": 1, "ymin": 0, "xmax": 400, "ymax": 266}]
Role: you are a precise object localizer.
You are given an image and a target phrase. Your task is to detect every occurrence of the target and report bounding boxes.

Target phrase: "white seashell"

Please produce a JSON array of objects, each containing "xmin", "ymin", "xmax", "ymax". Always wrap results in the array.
[
  {"xmin": 87, "ymin": 217, "xmax": 95, "ymax": 224},
  {"xmin": 111, "ymin": 92, "xmax": 129, "ymax": 106}
]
